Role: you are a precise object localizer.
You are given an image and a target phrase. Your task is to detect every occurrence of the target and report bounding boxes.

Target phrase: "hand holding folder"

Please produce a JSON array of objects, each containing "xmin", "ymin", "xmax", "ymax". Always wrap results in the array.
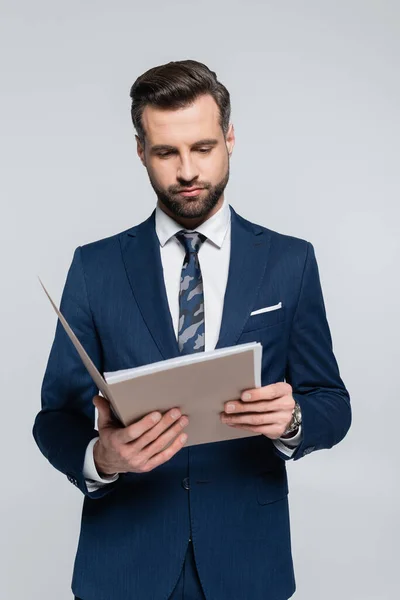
[{"xmin": 91, "ymin": 394, "xmax": 192, "ymax": 475}]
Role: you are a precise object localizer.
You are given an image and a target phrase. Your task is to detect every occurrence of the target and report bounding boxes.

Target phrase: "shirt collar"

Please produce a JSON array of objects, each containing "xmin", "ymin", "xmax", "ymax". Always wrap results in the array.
[{"xmin": 155, "ymin": 195, "xmax": 231, "ymax": 249}]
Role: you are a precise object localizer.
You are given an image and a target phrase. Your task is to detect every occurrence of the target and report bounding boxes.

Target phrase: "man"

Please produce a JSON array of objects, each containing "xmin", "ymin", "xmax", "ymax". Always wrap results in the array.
[{"xmin": 33, "ymin": 59, "xmax": 351, "ymax": 600}]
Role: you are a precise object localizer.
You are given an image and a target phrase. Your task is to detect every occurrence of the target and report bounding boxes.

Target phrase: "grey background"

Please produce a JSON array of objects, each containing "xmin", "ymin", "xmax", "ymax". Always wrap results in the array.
[{"xmin": 1, "ymin": 1, "xmax": 399, "ymax": 598}]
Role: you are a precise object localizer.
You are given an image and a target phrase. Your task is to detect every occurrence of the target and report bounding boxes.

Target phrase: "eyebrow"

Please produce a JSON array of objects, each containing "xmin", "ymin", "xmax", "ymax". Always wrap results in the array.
[{"xmin": 150, "ymin": 138, "xmax": 219, "ymax": 153}]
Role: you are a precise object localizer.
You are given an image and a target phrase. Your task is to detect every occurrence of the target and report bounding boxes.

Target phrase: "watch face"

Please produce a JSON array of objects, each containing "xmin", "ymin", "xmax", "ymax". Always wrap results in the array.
[{"xmin": 294, "ymin": 404, "xmax": 302, "ymax": 424}]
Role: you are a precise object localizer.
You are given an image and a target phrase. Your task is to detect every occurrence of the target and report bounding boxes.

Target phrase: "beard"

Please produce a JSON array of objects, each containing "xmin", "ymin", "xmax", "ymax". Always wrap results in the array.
[{"xmin": 148, "ymin": 162, "xmax": 230, "ymax": 221}]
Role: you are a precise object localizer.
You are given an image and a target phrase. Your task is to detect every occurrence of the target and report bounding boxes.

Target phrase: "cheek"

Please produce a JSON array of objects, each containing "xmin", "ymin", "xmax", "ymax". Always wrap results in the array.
[
  {"xmin": 148, "ymin": 162, "xmax": 171, "ymax": 188},
  {"xmin": 207, "ymin": 154, "xmax": 228, "ymax": 181}
]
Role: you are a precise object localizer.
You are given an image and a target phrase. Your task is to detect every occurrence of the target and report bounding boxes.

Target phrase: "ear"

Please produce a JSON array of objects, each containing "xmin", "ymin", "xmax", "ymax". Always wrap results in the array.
[
  {"xmin": 226, "ymin": 123, "xmax": 235, "ymax": 156},
  {"xmin": 136, "ymin": 135, "xmax": 146, "ymax": 166}
]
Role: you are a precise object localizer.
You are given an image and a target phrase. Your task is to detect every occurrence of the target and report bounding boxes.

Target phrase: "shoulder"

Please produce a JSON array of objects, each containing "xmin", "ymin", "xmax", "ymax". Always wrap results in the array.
[
  {"xmin": 76, "ymin": 213, "xmax": 151, "ymax": 265},
  {"xmin": 232, "ymin": 207, "xmax": 312, "ymax": 259}
]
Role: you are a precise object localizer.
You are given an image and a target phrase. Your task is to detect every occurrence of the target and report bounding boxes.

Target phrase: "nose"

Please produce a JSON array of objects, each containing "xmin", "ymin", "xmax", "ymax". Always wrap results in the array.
[{"xmin": 177, "ymin": 154, "xmax": 199, "ymax": 184}]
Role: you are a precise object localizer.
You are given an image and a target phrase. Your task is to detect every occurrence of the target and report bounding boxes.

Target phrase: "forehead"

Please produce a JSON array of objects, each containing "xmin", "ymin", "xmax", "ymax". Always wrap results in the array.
[{"xmin": 142, "ymin": 94, "xmax": 221, "ymax": 145}]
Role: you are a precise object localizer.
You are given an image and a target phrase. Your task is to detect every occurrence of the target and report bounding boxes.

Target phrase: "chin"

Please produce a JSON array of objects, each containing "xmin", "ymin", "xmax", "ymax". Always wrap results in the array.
[
  {"xmin": 179, "ymin": 198, "xmax": 210, "ymax": 216},
  {"xmin": 162, "ymin": 194, "xmax": 218, "ymax": 220}
]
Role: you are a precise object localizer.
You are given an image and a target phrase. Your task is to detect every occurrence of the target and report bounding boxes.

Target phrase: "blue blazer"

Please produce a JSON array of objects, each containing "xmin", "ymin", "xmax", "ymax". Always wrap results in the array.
[{"xmin": 33, "ymin": 205, "xmax": 351, "ymax": 600}]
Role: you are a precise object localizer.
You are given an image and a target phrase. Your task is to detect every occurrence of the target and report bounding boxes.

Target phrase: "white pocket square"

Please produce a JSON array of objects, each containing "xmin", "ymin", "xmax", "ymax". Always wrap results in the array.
[{"xmin": 250, "ymin": 301, "xmax": 282, "ymax": 316}]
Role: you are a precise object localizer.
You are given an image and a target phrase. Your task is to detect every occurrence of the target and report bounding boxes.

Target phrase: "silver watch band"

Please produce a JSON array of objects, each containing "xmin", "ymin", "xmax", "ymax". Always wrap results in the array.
[{"xmin": 282, "ymin": 402, "xmax": 301, "ymax": 436}]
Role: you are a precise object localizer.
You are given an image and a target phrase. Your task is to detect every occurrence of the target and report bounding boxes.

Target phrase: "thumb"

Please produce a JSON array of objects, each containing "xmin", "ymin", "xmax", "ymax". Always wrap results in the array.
[{"xmin": 93, "ymin": 395, "xmax": 113, "ymax": 430}]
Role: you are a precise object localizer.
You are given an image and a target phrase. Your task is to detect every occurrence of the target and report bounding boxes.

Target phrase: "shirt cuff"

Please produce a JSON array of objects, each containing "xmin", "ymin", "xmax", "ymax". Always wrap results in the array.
[
  {"xmin": 83, "ymin": 437, "xmax": 120, "ymax": 491},
  {"xmin": 272, "ymin": 425, "xmax": 303, "ymax": 457}
]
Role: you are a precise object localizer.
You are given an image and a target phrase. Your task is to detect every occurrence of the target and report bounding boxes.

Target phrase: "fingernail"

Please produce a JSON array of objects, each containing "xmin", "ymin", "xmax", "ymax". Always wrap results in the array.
[
  {"xmin": 171, "ymin": 409, "xmax": 181, "ymax": 419},
  {"xmin": 152, "ymin": 412, "xmax": 161, "ymax": 423},
  {"xmin": 226, "ymin": 403, "xmax": 235, "ymax": 413},
  {"xmin": 242, "ymin": 392, "xmax": 251, "ymax": 401}
]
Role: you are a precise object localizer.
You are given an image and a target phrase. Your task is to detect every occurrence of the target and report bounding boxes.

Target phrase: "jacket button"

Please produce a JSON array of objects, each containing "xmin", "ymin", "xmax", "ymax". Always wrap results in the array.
[{"xmin": 182, "ymin": 477, "xmax": 190, "ymax": 490}]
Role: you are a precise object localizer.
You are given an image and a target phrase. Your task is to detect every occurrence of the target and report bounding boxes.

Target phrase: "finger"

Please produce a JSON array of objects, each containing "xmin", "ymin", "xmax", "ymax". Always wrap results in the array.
[
  {"xmin": 222, "ymin": 411, "xmax": 289, "ymax": 427},
  {"xmin": 132, "ymin": 408, "xmax": 186, "ymax": 450},
  {"xmin": 138, "ymin": 415, "xmax": 189, "ymax": 460},
  {"xmin": 224, "ymin": 396, "xmax": 294, "ymax": 414},
  {"xmin": 140, "ymin": 432, "xmax": 188, "ymax": 472},
  {"xmin": 241, "ymin": 382, "xmax": 292, "ymax": 402},
  {"xmin": 229, "ymin": 423, "xmax": 267, "ymax": 432},
  {"xmin": 133, "ymin": 408, "xmax": 187, "ymax": 450},
  {"xmin": 116, "ymin": 411, "xmax": 164, "ymax": 445},
  {"xmin": 228, "ymin": 422, "xmax": 283, "ymax": 437},
  {"xmin": 117, "ymin": 407, "xmax": 182, "ymax": 446},
  {"xmin": 93, "ymin": 395, "xmax": 114, "ymax": 429},
  {"xmin": 133, "ymin": 409, "xmax": 187, "ymax": 452}
]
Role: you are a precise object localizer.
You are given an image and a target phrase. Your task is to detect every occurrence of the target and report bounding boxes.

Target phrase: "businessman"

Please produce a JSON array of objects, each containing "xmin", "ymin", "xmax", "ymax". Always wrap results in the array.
[{"xmin": 33, "ymin": 59, "xmax": 351, "ymax": 600}]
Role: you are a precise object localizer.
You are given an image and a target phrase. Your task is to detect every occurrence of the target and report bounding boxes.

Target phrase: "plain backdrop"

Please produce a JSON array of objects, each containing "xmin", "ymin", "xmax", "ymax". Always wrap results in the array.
[{"xmin": 1, "ymin": 1, "xmax": 399, "ymax": 599}]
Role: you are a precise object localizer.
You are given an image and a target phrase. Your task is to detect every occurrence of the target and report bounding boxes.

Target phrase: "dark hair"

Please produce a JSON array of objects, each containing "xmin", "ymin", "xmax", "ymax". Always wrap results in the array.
[{"xmin": 129, "ymin": 59, "xmax": 231, "ymax": 147}]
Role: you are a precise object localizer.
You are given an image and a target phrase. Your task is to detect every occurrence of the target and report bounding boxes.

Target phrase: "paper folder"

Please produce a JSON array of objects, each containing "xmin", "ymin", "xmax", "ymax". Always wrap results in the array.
[{"xmin": 39, "ymin": 278, "xmax": 263, "ymax": 446}]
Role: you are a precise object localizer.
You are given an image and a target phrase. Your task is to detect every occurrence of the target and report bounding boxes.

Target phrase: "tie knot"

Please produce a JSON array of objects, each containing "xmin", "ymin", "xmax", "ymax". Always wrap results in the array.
[{"xmin": 175, "ymin": 230, "xmax": 207, "ymax": 255}]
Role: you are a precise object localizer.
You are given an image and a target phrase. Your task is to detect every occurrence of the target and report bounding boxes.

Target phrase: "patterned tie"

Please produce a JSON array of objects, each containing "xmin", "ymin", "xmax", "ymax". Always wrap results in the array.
[{"xmin": 175, "ymin": 230, "xmax": 207, "ymax": 354}]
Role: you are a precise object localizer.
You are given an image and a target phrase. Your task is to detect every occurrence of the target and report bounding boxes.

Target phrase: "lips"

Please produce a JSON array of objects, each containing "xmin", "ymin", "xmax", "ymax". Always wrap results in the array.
[{"xmin": 177, "ymin": 187, "xmax": 205, "ymax": 197}]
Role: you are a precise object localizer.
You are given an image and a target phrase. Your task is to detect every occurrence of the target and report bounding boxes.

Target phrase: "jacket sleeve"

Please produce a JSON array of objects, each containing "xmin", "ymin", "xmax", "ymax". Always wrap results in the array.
[
  {"xmin": 274, "ymin": 242, "xmax": 352, "ymax": 461},
  {"xmin": 33, "ymin": 247, "xmax": 120, "ymax": 498}
]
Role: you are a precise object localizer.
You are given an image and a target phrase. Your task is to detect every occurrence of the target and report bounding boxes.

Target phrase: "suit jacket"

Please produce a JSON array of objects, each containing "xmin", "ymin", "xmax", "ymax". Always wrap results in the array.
[{"xmin": 33, "ymin": 205, "xmax": 351, "ymax": 600}]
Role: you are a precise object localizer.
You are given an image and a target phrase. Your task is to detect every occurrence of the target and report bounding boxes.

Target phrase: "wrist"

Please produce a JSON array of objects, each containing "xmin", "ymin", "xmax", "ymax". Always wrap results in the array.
[{"xmin": 93, "ymin": 439, "xmax": 118, "ymax": 477}]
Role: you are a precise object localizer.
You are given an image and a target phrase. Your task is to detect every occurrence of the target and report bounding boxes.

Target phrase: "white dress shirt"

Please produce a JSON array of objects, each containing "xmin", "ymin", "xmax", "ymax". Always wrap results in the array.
[{"xmin": 83, "ymin": 197, "xmax": 302, "ymax": 491}]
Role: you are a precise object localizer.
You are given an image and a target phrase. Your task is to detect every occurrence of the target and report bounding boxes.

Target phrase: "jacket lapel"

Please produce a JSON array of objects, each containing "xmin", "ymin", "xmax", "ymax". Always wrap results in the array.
[
  {"xmin": 119, "ymin": 205, "xmax": 271, "ymax": 360},
  {"xmin": 120, "ymin": 210, "xmax": 181, "ymax": 360},
  {"xmin": 215, "ymin": 206, "xmax": 271, "ymax": 349}
]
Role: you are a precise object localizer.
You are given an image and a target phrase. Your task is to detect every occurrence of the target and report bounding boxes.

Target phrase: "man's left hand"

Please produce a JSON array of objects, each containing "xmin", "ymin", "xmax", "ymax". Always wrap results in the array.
[{"xmin": 220, "ymin": 382, "xmax": 295, "ymax": 440}]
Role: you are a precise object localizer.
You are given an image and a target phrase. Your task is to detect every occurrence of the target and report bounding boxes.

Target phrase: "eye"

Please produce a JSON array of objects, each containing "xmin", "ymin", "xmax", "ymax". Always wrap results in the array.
[{"xmin": 156, "ymin": 147, "xmax": 212, "ymax": 158}]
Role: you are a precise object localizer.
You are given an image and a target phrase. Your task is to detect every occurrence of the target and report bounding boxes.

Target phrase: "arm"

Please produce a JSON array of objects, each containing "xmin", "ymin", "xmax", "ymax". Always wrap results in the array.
[
  {"xmin": 33, "ymin": 247, "xmax": 120, "ymax": 498},
  {"xmin": 274, "ymin": 242, "xmax": 352, "ymax": 461}
]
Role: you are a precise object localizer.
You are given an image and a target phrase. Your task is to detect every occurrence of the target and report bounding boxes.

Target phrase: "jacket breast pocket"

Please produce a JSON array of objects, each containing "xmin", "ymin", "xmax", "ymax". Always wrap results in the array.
[
  {"xmin": 242, "ymin": 305, "xmax": 286, "ymax": 334},
  {"xmin": 256, "ymin": 467, "xmax": 289, "ymax": 505}
]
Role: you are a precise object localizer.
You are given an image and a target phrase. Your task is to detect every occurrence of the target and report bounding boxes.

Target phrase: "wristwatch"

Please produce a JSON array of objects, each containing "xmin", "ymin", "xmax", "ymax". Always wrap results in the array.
[{"xmin": 282, "ymin": 401, "xmax": 302, "ymax": 437}]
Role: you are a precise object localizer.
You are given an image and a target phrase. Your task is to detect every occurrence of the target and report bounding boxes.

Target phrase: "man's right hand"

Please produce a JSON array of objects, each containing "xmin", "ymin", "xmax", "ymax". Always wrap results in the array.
[{"xmin": 92, "ymin": 395, "xmax": 189, "ymax": 476}]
